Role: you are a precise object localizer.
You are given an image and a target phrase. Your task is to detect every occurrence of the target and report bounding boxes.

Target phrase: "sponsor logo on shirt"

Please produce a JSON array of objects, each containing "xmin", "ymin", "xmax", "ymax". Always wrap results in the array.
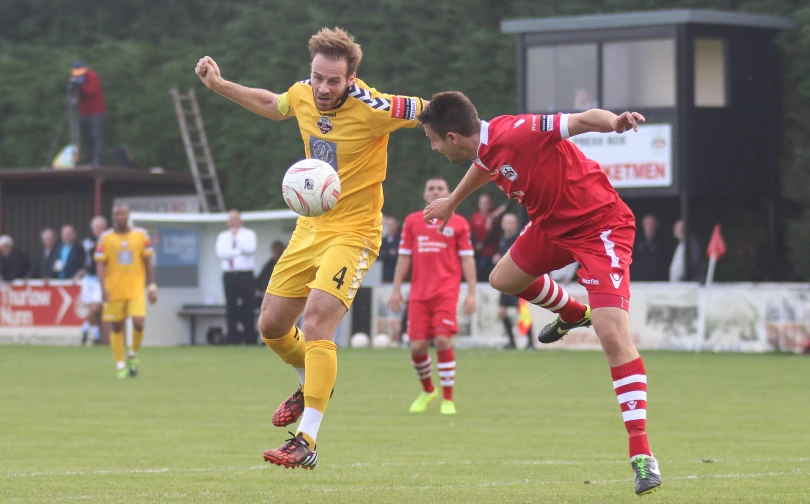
[
  {"xmin": 541, "ymin": 115, "xmax": 554, "ymax": 131},
  {"xmin": 500, "ymin": 164, "xmax": 518, "ymax": 181},
  {"xmin": 316, "ymin": 116, "xmax": 333, "ymax": 134},
  {"xmin": 391, "ymin": 97, "xmax": 417, "ymax": 120},
  {"xmin": 309, "ymin": 137, "xmax": 338, "ymax": 171}
]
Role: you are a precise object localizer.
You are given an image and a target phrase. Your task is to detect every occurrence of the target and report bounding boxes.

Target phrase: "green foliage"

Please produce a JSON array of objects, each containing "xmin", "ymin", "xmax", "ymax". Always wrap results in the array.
[{"xmin": 2, "ymin": 0, "xmax": 810, "ymax": 275}]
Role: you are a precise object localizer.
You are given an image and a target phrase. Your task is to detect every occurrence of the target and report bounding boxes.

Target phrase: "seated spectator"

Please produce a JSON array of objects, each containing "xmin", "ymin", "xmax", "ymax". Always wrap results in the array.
[
  {"xmin": 631, "ymin": 213, "xmax": 670, "ymax": 281},
  {"xmin": 669, "ymin": 219, "xmax": 705, "ymax": 282},
  {"xmin": 53, "ymin": 224, "xmax": 86, "ymax": 280},
  {"xmin": 0, "ymin": 235, "xmax": 31, "ymax": 282},
  {"xmin": 30, "ymin": 228, "xmax": 59, "ymax": 279}
]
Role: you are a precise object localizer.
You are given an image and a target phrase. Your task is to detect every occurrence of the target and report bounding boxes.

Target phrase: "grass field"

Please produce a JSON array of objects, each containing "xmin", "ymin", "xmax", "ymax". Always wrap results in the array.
[{"xmin": 1, "ymin": 346, "xmax": 808, "ymax": 503}]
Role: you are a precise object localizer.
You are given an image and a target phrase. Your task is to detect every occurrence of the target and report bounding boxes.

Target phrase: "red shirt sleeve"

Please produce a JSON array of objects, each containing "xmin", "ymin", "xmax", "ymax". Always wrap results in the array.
[
  {"xmin": 456, "ymin": 218, "xmax": 474, "ymax": 256},
  {"xmin": 398, "ymin": 215, "xmax": 414, "ymax": 255}
]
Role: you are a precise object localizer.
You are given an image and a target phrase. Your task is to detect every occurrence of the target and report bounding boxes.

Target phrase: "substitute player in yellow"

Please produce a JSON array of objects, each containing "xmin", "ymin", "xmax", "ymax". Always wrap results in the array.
[
  {"xmin": 196, "ymin": 27, "xmax": 426, "ymax": 469},
  {"xmin": 95, "ymin": 204, "xmax": 158, "ymax": 379}
]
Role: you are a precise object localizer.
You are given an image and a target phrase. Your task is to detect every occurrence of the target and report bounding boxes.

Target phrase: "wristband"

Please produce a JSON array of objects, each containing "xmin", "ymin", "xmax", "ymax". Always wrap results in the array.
[{"xmin": 148, "ymin": 283, "xmax": 158, "ymax": 293}]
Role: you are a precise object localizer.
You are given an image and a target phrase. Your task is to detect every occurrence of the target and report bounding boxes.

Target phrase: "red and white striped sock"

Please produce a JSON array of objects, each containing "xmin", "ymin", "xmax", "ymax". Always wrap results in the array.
[
  {"xmin": 437, "ymin": 348, "xmax": 455, "ymax": 401},
  {"xmin": 611, "ymin": 357, "xmax": 652, "ymax": 459},
  {"xmin": 411, "ymin": 353, "xmax": 434, "ymax": 394},
  {"xmin": 517, "ymin": 274, "xmax": 586, "ymax": 323}
]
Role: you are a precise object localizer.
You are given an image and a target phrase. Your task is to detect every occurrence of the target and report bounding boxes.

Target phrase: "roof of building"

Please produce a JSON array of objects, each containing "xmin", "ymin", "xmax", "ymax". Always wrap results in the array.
[{"xmin": 501, "ymin": 9, "xmax": 797, "ymax": 35}]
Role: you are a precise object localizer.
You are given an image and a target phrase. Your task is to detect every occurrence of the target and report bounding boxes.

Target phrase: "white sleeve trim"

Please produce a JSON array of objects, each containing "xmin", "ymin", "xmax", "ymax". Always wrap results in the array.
[
  {"xmin": 560, "ymin": 113, "xmax": 570, "ymax": 140},
  {"xmin": 398, "ymin": 249, "xmax": 412, "ymax": 255},
  {"xmin": 458, "ymin": 250, "xmax": 475, "ymax": 256}
]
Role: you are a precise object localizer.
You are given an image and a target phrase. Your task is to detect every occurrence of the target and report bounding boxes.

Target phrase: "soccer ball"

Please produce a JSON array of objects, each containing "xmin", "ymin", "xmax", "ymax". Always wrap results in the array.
[
  {"xmin": 282, "ymin": 159, "xmax": 341, "ymax": 217},
  {"xmin": 372, "ymin": 333, "xmax": 392, "ymax": 349},
  {"xmin": 350, "ymin": 332, "xmax": 370, "ymax": 348}
]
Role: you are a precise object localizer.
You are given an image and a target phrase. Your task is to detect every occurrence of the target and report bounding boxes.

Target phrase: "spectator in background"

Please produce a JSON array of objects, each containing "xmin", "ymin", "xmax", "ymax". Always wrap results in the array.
[
  {"xmin": 493, "ymin": 213, "xmax": 535, "ymax": 350},
  {"xmin": 670, "ymin": 219, "xmax": 704, "ymax": 282},
  {"xmin": 53, "ymin": 224, "xmax": 86, "ymax": 280},
  {"xmin": 257, "ymin": 240, "xmax": 285, "ymax": 299},
  {"xmin": 30, "ymin": 228, "xmax": 59, "ymax": 279},
  {"xmin": 470, "ymin": 193, "xmax": 507, "ymax": 282},
  {"xmin": 69, "ymin": 61, "xmax": 106, "ymax": 166},
  {"xmin": 0, "ymin": 235, "xmax": 31, "ymax": 282},
  {"xmin": 80, "ymin": 216, "xmax": 107, "ymax": 345},
  {"xmin": 631, "ymin": 213, "xmax": 670, "ymax": 281},
  {"xmin": 380, "ymin": 215, "xmax": 400, "ymax": 283},
  {"xmin": 216, "ymin": 210, "xmax": 258, "ymax": 345}
]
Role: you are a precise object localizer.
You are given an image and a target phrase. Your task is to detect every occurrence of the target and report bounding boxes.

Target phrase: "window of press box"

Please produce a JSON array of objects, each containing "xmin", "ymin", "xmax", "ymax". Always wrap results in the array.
[
  {"xmin": 602, "ymin": 39, "xmax": 676, "ymax": 109},
  {"xmin": 694, "ymin": 39, "xmax": 727, "ymax": 107},
  {"xmin": 525, "ymin": 44, "xmax": 598, "ymax": 113}
]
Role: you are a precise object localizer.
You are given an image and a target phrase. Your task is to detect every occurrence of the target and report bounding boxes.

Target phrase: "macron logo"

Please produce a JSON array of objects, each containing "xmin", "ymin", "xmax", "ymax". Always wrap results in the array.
[
  {"xmin": 581, "ymin": 278, "xmax": 599, "ymax": 286},
  {"xmin": 610, "ymin": 273, "xmax": 623, "ymax": 289}
]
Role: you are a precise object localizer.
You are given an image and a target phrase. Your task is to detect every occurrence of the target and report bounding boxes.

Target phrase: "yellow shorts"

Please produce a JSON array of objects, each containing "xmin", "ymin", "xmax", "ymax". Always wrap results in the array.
[
  {"xmin": 103, "ymin": 296, "xmax": 146, "ymax": 322},
  {"xmin": 266, "ymin": 219, "xmax": 381, "ymax": 309}
]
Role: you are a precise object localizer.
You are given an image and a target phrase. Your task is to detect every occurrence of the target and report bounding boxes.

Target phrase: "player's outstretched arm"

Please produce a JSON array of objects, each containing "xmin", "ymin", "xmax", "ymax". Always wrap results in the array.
[
  {"xmin": 567, "ymin": 109, "xmax": 645, "ymax": 137},
  {"xmin": 424, "ymin": 164, "xmax": 490, "ymax": 231},
  {"xmin": 195, "ymin": 56, "xmax": 289, "ymax": 121}
]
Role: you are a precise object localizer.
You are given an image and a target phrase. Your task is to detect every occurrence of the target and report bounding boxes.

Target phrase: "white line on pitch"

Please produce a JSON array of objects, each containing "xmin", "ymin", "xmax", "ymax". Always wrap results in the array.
[{"xmin": 3, "ymin": 458, "xmax": 807, "ymax": 479}]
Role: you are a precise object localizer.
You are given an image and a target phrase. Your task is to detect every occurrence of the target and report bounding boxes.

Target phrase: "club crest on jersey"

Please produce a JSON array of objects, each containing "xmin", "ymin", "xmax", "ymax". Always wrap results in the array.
[
  {"xmin": 316, "ymin": 116, "xmax": 333, "ymax": 134},
  {"xmin": 500, "ymin": 164, "xmax": 518, "ymax": 182},
  {"xmin": 442, "ymin": 227, "xmax": 455, "ymax": 237}
]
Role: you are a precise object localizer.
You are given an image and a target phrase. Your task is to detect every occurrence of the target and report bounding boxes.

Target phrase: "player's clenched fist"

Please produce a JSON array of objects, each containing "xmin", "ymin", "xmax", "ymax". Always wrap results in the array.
[{"xmin": 195, "ymin": 56, "xmax": 223, "ymax": 91}]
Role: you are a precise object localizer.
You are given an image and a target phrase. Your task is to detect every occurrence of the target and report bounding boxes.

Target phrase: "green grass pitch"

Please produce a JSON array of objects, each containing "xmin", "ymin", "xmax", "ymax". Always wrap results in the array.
[{"xmin": 1, "ymin": 346, "xmax": 808, "ymax": 503}]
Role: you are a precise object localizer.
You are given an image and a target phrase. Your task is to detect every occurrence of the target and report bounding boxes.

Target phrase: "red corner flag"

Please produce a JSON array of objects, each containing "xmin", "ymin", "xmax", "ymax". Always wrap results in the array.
[{"xmin": 706, "ymin": 224, "xmax": 727, "ymax": 260}]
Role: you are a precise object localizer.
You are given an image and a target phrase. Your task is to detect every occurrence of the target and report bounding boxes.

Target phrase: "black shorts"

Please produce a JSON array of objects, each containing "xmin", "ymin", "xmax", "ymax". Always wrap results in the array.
[{"xmin": 499, "ymin": 293, "xmax": 519, "ymax": 307}]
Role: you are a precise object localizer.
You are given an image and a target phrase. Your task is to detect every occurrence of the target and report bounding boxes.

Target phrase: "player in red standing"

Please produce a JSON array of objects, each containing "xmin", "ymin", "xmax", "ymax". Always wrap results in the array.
[
  {"xmin": 420, "ymin": 92, "xmax": 661, "ymax": 496},
  {"xmin": 388, "ymin": 177, "xmax": 477, "ymax": 415}
]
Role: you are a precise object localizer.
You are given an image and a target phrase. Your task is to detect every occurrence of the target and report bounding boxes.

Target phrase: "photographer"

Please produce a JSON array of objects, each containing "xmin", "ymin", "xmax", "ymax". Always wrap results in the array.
[{"xmin": 68, "ymin": 61, "xmax": 106, "ymax": 166}]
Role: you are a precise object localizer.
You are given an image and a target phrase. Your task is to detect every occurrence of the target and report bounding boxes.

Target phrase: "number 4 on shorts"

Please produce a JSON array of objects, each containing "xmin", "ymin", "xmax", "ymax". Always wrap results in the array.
[{"xmin": 333, "ymin": 266, "xmax": 348, "ymax": 290}]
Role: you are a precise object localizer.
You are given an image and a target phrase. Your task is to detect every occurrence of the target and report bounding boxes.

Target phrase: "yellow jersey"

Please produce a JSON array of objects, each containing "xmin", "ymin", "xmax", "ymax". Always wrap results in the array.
[
  {"xmin": 94, "ymin": 228, "xmax": 153, "ymax": 300},
  {"xmin": 279, "ymin": 78, "xmax": 424, "ymax": 230}
]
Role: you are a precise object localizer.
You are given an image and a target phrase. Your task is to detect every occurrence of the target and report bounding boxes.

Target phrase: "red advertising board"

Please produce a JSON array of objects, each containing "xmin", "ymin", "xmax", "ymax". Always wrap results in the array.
[{"xmin": 0, "ymin": 281, "xmax": 86, "ymax": 328}]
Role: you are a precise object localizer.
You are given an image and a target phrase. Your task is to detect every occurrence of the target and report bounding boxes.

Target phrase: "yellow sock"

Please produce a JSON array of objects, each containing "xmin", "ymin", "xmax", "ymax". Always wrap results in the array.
[
  {"xmin": 131, "ymin": 328, "xmax": 144, "ymax": 353},
  {"xmin": 110, "ymin": 331, "xmax": 125, "ymax": 364},
  {"xmin": 296, "ymin": 340, "xmax": 337, "ymax": 448},
  {"xmin": 262, "ymin": 326, "xmax": 306, "ymax": 368}
]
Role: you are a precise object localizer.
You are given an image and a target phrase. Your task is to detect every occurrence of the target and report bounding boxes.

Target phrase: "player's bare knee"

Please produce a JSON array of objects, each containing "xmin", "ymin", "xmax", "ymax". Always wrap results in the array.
[
  {"xmin": 258, "ymin": 308, "xmax": 290, "ymax": 339},
  {"xmin": 132, "ymin": 320, "xmax": 145, "ymax": 332},
  {"xmin": 489, "ymin": 266, "xmax": 508, "ymax": 292},
  {"xmin": 410, "ymin": 340, "xmax": 430, "ymax": 355},
  {"xmin": 434, "ymin": 336, "xmax": 452, "ymax": 351}
]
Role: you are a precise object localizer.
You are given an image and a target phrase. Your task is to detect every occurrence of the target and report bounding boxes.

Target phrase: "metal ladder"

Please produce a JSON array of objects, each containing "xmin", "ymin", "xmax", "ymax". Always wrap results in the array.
[{"xmin": 170, "ymin": 88, "xmax": 226, "ymax": 213}]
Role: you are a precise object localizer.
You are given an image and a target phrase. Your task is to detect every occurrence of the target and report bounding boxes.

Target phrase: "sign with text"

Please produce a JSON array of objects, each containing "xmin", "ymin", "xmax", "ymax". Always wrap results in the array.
[
  {"xmin": 570, "ymin": 123, "xmax": 673, "ymax": 188},
  {"xmin": 152, "ymin": 229, "xmax": 199, "ymax": 267},
  {"xmin": 0, "ymin": 281, "xmax": 85, "ymax": 345}
]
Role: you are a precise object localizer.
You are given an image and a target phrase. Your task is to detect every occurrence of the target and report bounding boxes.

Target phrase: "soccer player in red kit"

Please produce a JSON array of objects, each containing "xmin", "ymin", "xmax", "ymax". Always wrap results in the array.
[
  {"xmin": 388, "ymin": 177, "xmax": 477, "ymax": 415},
  {"xmin": 420, "ymin": 92, "xmax": 661, "ymax": 496}
]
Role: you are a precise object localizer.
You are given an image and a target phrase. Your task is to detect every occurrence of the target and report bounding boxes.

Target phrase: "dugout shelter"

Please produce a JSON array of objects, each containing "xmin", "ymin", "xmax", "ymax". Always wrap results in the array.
[
  {"xmin": 0, "ymin": 166, "xmax": 196, "ymax": 257},
  {"xmin": 502, "ymin": 9, "xmax": 797, "ymax": 280}
]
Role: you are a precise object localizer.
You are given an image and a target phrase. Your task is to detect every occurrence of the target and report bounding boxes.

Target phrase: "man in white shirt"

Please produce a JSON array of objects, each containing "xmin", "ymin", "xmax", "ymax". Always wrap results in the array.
[{"xmin": 216, "ymin": 210, "xmax": 258, "ymax": 345}]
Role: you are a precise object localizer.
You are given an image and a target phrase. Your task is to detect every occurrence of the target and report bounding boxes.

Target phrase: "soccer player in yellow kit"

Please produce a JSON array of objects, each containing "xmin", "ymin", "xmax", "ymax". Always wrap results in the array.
[
  {"xmin": 95, "ymin": 205, "xmax": 158, "ymax": 379},
  {"xmin": 196, "ymin": 27, "xmax": 426, "ymax": 469}
]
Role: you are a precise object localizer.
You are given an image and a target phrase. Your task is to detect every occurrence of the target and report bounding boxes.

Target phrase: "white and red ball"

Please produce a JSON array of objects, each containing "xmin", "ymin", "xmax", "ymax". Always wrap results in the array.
[{"xmin": 281, "ymin": 159, "xmax": 341, "ymax": 217}]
